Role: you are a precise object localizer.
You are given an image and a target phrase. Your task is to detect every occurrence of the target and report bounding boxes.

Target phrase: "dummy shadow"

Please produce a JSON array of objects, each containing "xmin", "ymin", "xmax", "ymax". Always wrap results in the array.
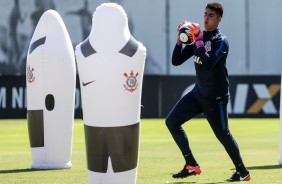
[{"xmin": 0, "ymin": 168, "xmax": 58, "ymax": 174}]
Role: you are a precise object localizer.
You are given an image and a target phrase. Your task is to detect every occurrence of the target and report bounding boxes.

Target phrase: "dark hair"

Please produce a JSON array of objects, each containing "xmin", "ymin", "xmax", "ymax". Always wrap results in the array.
[{"xmin": 206, "ymin": 2, "xmax": 224, "ymax": 17}]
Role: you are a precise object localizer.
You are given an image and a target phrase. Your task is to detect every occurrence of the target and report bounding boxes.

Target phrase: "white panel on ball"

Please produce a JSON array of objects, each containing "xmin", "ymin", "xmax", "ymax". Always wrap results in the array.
[{"xmin": 26, "ymin": 10, "xmax": 76, "ymax": 169}]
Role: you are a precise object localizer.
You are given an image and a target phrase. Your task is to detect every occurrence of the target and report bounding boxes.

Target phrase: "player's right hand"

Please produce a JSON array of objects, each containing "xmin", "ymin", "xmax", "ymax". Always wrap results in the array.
[
  {"xmin": 176, "ymin": 20, "xmax": 187, "ymax": 46},
  {"xmin": 176, "ymin": 20, "xmax": 187, "ymax": 34}
]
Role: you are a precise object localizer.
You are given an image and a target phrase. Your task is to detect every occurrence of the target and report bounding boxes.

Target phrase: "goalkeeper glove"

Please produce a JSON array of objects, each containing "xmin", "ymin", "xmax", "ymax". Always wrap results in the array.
[
  {"xmin": 188, "ymin": 23, "xmax": 204, "ymax": 48},
  {"xmin": 175, "ymin": 20, "xmax": 187, "ymax": 46}
]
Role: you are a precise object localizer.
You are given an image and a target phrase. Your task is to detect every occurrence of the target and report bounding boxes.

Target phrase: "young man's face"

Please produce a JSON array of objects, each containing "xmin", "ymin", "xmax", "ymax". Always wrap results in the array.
[{"xmin": 203, "ymin": 8, "xmax": 222, "ymax": 31}]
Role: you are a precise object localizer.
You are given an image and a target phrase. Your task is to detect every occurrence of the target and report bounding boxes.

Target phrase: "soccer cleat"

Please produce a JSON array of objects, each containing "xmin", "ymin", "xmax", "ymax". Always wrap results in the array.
[
  {"xmin": 172, "ymin": 165, "xmax": 202, "ymax": 179},
  {"xmin": 226, "ymin": 171, "xmax": 251, "ymax": 182}
]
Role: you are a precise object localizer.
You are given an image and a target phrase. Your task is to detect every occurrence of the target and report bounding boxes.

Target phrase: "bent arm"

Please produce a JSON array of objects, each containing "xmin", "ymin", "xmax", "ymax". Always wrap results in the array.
[{"xmin": 172, "ymin": 44, "xmax": 194, "ymax": 66}]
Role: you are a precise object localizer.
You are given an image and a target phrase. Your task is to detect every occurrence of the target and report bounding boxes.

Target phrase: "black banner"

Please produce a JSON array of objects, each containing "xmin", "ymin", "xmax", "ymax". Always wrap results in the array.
[
  {"xmin": 141, "ymin": 75, "xmax": 281, "ymax": 118},
  {"xmin": 0, "ymin": 76, "xmax": 26, "ymax": 118},
  {"xmin": 0, "ymin": 75, "xmax": 280, "ymax": 119}
]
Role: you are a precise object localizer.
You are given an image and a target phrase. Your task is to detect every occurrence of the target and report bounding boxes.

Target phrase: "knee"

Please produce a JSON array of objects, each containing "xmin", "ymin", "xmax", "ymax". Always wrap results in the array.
[
  {"xmin": 166, "ymin": 115, "xmax": 183, "ymax": 132},
  {"xmin": 165, "ymin": 115, "xmax": 175, "ymax": 130},
  {"xmin": 165, "ymin": 117, "xmax": 172, "ymax": 128}
]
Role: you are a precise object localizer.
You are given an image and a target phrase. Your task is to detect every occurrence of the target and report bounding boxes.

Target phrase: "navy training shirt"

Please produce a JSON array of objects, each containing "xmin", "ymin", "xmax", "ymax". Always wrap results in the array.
[{"xmin": 172, "ymin": 29, "xmax": 229, "ymax": 99}]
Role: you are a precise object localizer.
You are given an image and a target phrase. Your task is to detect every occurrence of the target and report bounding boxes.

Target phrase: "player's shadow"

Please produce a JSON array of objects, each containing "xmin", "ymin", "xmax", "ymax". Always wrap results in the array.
[
  {"xmin": 0, "ymin": 168, "xmax": 55, "ymax": 174},
  {"xmin": 247, "ymin": 164, "xmax": 282, "ymax": 170}
]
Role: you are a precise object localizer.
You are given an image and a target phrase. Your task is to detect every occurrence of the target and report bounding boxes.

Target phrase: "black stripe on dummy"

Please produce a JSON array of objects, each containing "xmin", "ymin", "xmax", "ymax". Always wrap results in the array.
[
  {"xmin": 119, "ymin": 35, "xmax": 139, "ymax": 57},
  {"xmin": 29, "ymin": 36, "xmax": 46, "ymax": 54},
  {"xmin": 81, "ymin": 38, "xmax": 97, "ymax": 57},
  {"xmin": 27, "ymin": 110, "xmax": 44, "ymax": 147},
  {"xmin": 84, "ymin": 123, "xmax": 140, "ymax": 173}
]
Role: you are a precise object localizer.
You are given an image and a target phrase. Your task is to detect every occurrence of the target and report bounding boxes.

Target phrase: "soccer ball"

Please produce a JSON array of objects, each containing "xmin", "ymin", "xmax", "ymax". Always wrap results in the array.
[{"xmin": 178, "ymin": 22, "xmax": 195, "ymax": 45}]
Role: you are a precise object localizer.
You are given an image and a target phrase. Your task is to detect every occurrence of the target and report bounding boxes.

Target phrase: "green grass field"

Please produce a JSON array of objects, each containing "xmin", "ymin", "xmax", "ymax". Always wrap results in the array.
[{"xmin": 0, "ymin": 118, "xmax": 281, "ymax": 183}]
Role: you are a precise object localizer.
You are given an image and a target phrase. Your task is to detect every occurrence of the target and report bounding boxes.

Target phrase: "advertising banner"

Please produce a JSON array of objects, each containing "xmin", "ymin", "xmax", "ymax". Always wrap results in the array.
[
  {"xmin": 142, "ymin": 75, "xmax": 281, "ymax": 118},
  {"xmin": 0, "ymin": 75, "xmax": 280, "ymax": 119}
]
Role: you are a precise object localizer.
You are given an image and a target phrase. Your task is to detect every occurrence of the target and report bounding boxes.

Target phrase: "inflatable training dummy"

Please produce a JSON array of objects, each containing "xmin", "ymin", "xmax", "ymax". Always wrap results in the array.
[
  {"xmin": 26, "ymin": 10, "xmax": 76, "ymax": 169},
  {"xmin": 75, "ymin": 3, "xmax": 146, "ymax": 184}
]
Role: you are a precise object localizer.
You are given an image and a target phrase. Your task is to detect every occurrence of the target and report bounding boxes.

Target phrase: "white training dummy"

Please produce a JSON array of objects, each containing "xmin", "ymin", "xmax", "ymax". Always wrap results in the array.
[
  {"xmin": 75, "ymin": 3, "xmax": 146, "ymax": 184},
  {"xmin": 26, "ymin": 10, "xmax": 76, "ymax": 169}
]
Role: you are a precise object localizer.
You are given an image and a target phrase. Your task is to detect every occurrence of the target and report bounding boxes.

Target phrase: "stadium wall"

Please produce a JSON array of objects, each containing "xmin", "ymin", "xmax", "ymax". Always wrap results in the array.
[
  {"xmin": 0, "ymin": 0, "xmax": 281, "ymax": 76},
  {"xmin": 0, "ymin": 75, "xmax": 280, "ymax": 119}
]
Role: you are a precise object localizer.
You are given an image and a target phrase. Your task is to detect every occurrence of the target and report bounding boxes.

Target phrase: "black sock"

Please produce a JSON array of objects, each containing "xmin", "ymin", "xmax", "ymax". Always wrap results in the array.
[
  {"xmin": 184, "ymin": 153, "xmax": 198, "ymax": 166},
  {"xmin": 235, "ymin": 163, "xmax": 248, "ymax": 174}
]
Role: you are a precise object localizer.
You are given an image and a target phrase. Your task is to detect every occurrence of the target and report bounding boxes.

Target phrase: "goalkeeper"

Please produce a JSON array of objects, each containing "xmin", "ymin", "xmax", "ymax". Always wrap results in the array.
[{"xmin": 166, "ymin": 2, "xmax": 250, "ymax": 182}]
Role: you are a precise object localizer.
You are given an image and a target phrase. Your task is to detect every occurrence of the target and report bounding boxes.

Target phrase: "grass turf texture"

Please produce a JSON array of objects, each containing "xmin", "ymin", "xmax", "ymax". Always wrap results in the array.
[{"xmin": 0, "ymin": 118, "xmax": 281, "ymax": 183}]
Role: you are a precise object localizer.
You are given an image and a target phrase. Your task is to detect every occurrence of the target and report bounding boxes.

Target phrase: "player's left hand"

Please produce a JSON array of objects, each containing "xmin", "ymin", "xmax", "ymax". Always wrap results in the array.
[{"xmin": 188, "ymin": 23, "xmax": 203, "ymax": 41}]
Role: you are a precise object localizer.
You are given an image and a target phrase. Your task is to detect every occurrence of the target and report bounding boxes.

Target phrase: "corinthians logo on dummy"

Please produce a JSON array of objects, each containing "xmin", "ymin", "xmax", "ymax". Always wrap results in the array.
[
  {"xmin": 124, "ymin": 70, "xmax": 139, "ymax": 92},
  {"xmin": 26, "ymin": 66, "xmax": 35, "ymax": 83}
]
